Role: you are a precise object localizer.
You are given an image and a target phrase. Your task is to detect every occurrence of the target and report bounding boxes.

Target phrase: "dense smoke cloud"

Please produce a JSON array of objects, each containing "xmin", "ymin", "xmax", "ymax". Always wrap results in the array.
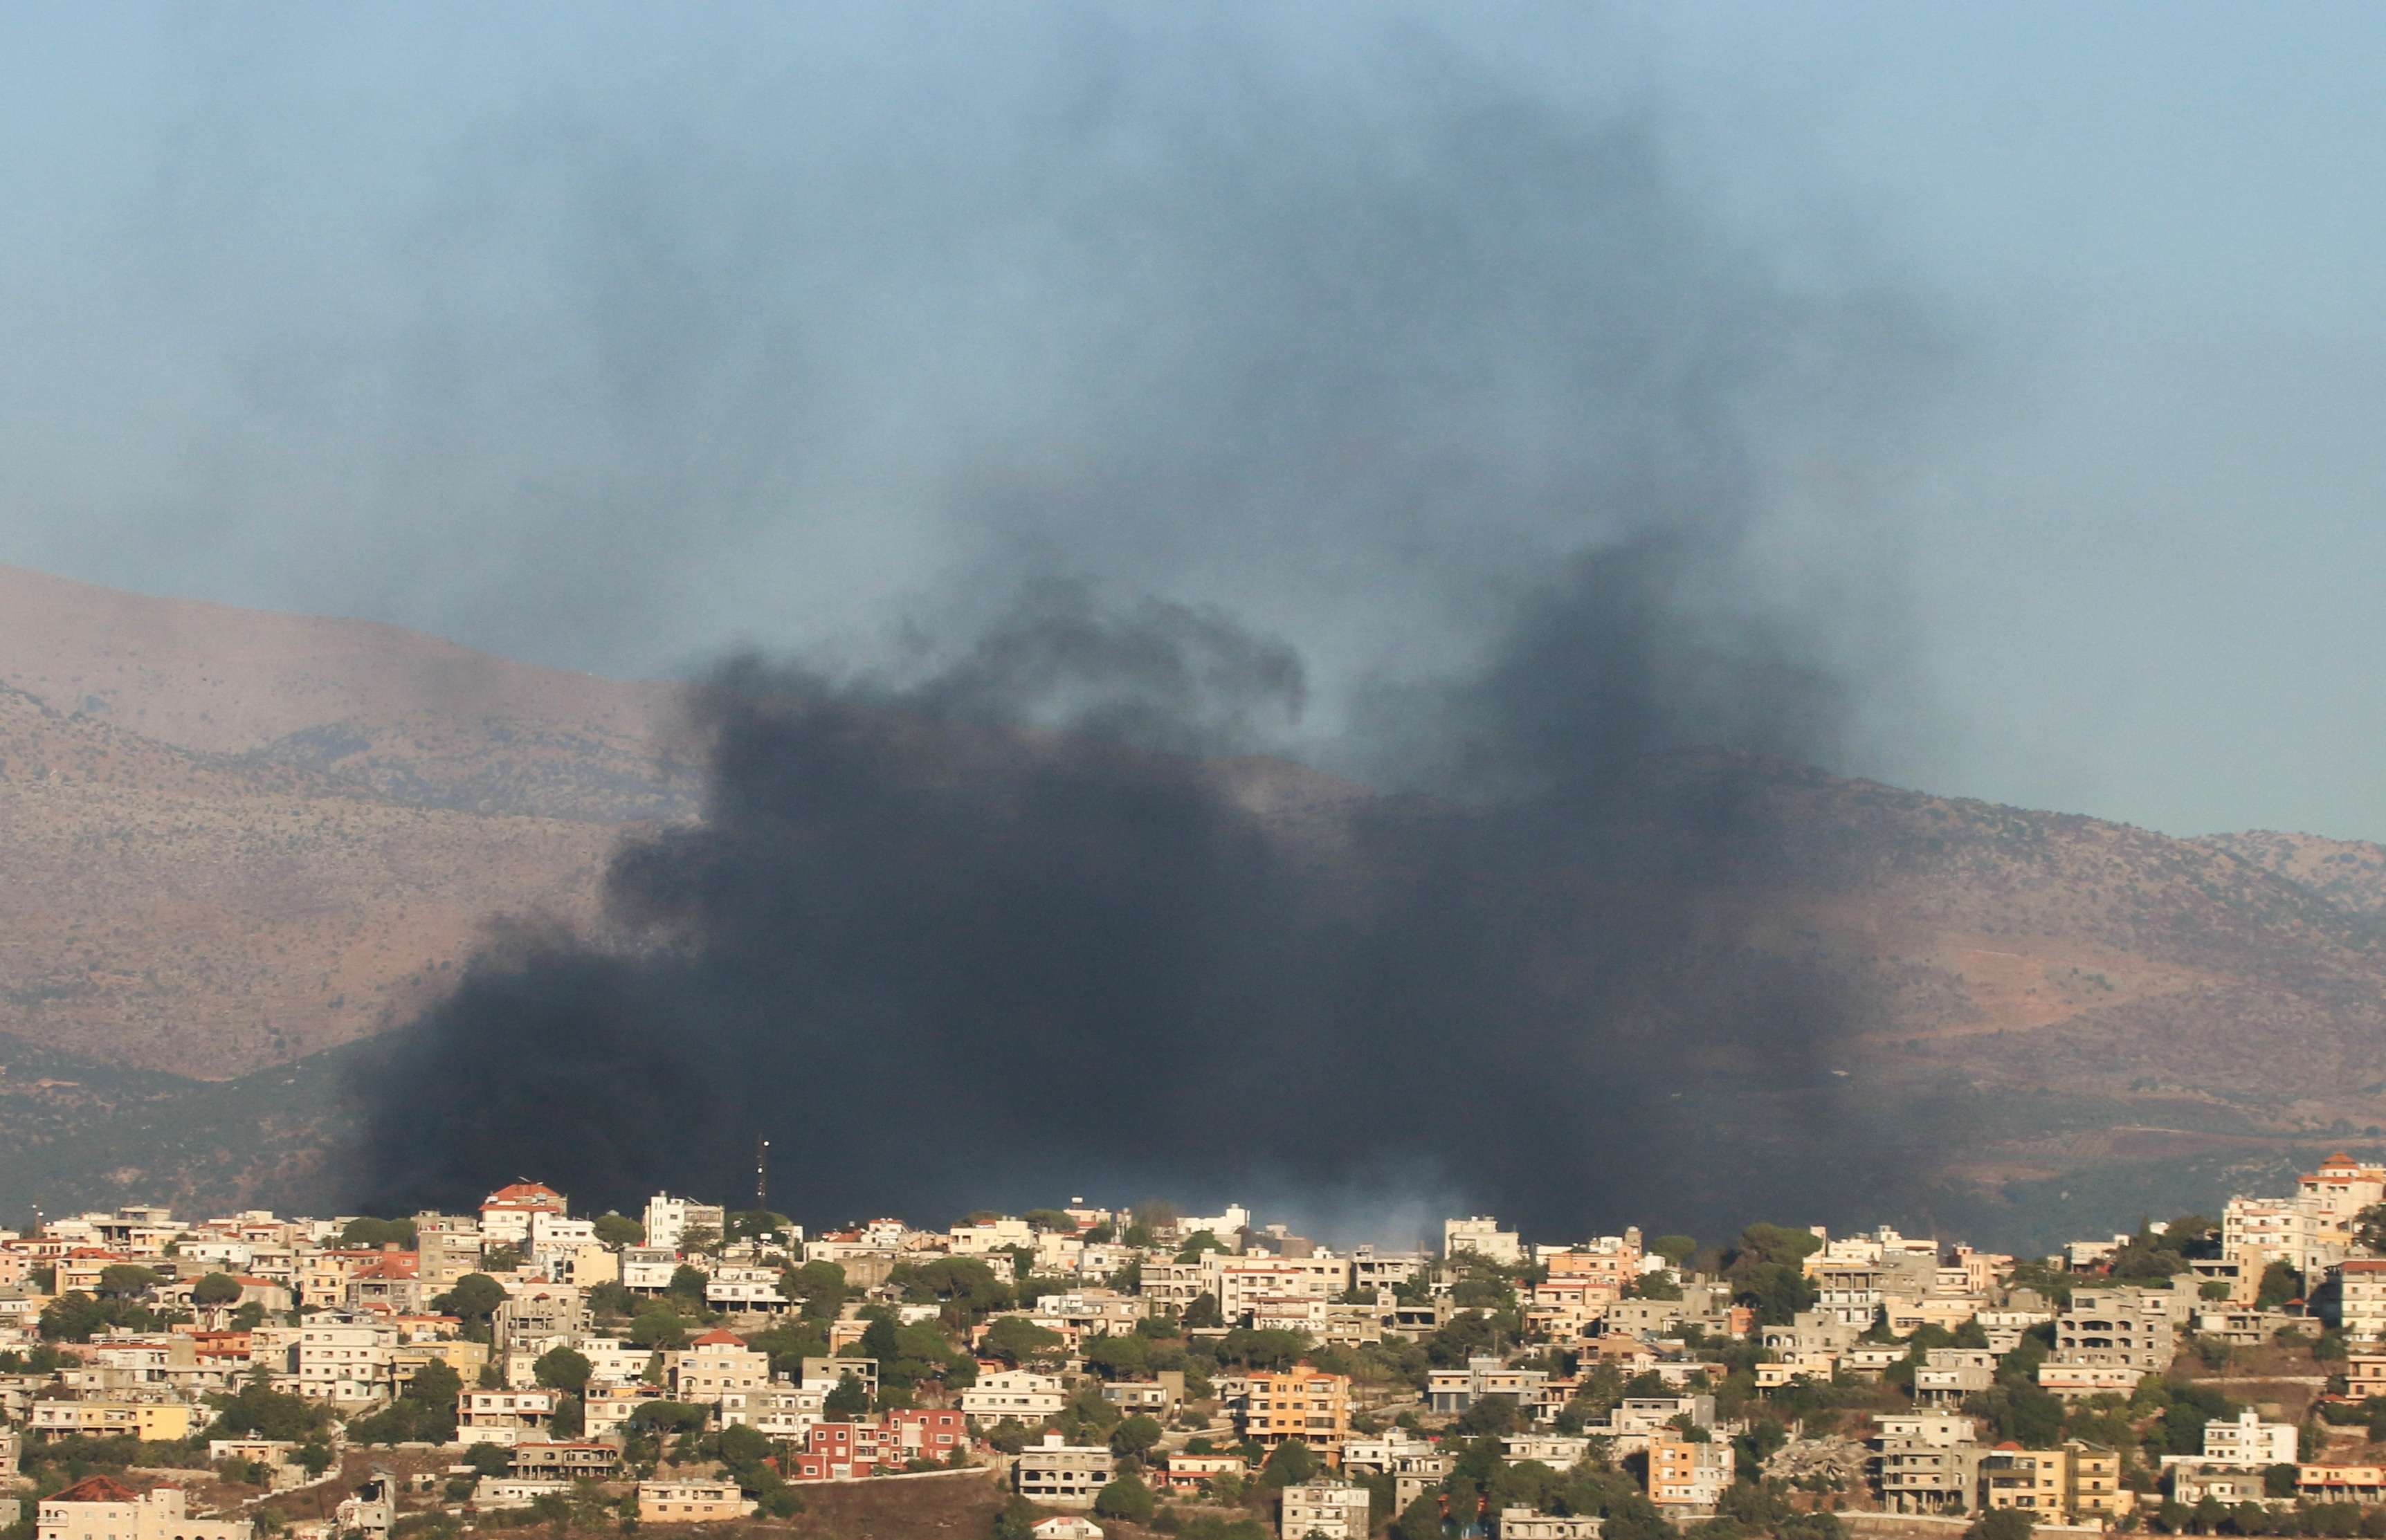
[{"xmin": 348, "ymin": 6, "xmax": 1933, "ymax": 1240}]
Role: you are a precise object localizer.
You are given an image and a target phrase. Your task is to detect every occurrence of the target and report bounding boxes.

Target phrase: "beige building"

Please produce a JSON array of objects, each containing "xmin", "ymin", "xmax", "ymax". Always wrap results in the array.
[
  {"xmin": 636, "ymin": 1481, "xmax": 749, "ymax": 1523},
  {"xmin": 1873, "ymin": 1413, "xmax": 1980, "ymax": 1514},
  {"xmin": 2337, "ymin": 1260, "xmax": 2386, "ymax": 1341},
  {"xmin": 1279, "ymin": 1478, "xmax": 1371, "ymax": 1540},
  {"xmin": 1500, "ymin": 1512, "xmax": 1606, "ymax": 1540},
  {"xmin": 1444, "ymin": 1217, "xmax": 1522, "ymax": 1265},
  {"xmin": 28, "ymin": 1402, "xmax": 194, "ymax": 1442},
  {"xmin": 1981, "ymin": 1442, "xmax": 2133, "ymax": 1524},
  {"xmin": 1015, "ymin": 1433, "xmax": 1115, "ymax": 1508},
  {"xmin": 666, "ymin": 1330, "xmax": 769, "ymax": 1401},
  {"xmin": 38, "ymin": 1477, "xmax": 251, "ymax": 1540}
]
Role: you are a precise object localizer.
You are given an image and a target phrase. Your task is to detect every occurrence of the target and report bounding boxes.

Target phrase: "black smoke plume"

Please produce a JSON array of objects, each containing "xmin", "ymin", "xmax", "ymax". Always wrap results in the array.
[
  {"xmin": 354, "ymin": 562, "xmax": 1890, "ymax": 1238},
  {"xmin": 348, "ymin": 9, "xmax": 1936, "ymax": 1240}
]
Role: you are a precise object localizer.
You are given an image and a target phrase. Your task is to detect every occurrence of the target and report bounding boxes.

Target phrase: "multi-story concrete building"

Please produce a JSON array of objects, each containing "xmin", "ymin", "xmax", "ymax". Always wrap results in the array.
[
  {"xmin": 1648, "ymin": 1437, "xmax": 1733, "ymax": 1514},
  {"xmin": 1237, "ymin": 1366, "xmax": 1351, "ymax": 1465},
  {"xmin": 642, "ymin": 1195, "xmax": 725, "ymax": 1254},
  {"xmin": 1872, "ymin": 1413, "xmax": 1980, "ymax": 1514},
  {"xmin": 1014, "ymin": 1433, "xmax": 1115, "ymax": 1507},
  {"xmin": 1499, "ymin": 1512, "xmax": 1606, "ymax": 1539},
  {"xmin": 960, "ymin": 1369, "xmax": 1066, "ymax": 1425},
  {"xmin": 493, "ymin": 1287, "xmax": 588, "ymax": 1354},
  {"xmin": 1913, "ymin": 1348, "xmax": 1998, "ymax": 1409},
  {"xmin": 1444, "ymin": 1218, "xmax": 1522, "ymax": 1266},
  {"xmin": 38, "ymin": 1476, "xmax": 251, "ymax": 1540},
  {"xmin": 2335, "ymin": 1260, "xmax": 2386, "ymax": 1341},
  {"xmin": 480, "ymin": 1184, "xmax": 567, "ymax": 1248},
  {"xmin": 297, "ymin": 1317, "xmax": 397, "ymax": 1404},
  {"xmin": 1980, "ymin": 1443, "xmax": 2133, "ymax": 1525},
  {"xmin": 1279, "ymin": 1478, "xmax": 1371, "ymax": 1540},
  {"xmin": 1428, "ymin": 1356, "xmax": 1549, "ymax": 1417},
  {"xmin": 636, "ymin": 1481, "xmax": 748, "ymax": 1523},
  {"xmin": 2198, "ymin": 1408, "xmax": 2300, "ymax": 1467},
  {"xmin": 457, "ymin": 1388, "xmax": 558, "ymax": 1447}
]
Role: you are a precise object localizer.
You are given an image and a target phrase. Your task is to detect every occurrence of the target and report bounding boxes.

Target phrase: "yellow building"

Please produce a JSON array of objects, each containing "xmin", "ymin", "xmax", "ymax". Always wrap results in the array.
[
  {"xmin": 27, "ymin": 1402, "xmax": 194, "ymax": 1442},
  {"xmin": 1980, "ymin": 1442, "xmax": 2133, "ymax": 1524},
  {"xmin": 1237, "ymin": 1366, "xmax": 1351, "ymax": 1465}
]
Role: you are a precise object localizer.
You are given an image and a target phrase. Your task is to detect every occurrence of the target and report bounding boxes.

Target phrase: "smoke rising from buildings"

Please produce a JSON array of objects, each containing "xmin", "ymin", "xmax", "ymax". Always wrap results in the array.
[{"xmin": 347, "ymin": 6, "xmax": 1938, "ymax": 1239}]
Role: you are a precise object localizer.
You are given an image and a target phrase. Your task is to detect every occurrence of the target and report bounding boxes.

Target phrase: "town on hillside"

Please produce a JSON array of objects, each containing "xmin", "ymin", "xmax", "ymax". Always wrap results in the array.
[{"xmin": 6, "ymin": 1162, "xmax": 2386, "ymax": 1540}]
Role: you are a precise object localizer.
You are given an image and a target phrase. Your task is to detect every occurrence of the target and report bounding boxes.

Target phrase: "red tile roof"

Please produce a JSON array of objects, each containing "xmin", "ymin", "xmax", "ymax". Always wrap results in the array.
[{"xmin": 50, "ymin": 1476, "xmax": 141, "ymax": 1504}]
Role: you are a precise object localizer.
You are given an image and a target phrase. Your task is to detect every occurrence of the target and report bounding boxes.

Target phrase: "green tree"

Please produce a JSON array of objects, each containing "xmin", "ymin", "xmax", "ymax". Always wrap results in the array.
[
  {"xmin": 627, "ymin": 1308, "xmax": 691, "ymax": 1350},
  {"xmin": 207, "ymin": 1377, "xmax": 327, "ymax": 1442},
  {"xmin": 1393, "ymin": 1494, "xmax": 1444, "ymax": 1540},
  {"xmin": 39, "ymin": 1292, "xmax": 111, "ymax": 1342},
  {"xmin": 1084, "ymin": 1332, "xmax": 1151, "ymax": 1380},
  {"xmin": 534, "ymin": 1346, "xmax": 593, "ymax": 1395},
  {"xmin": 1094, "ymin": 1471, "xmax": 1157, "ymax": 1523},
  {"xmin": 1650, "ymin": 1235, "xmax": 1698, "ymax": 1266},
  {"xmin": 339, "ymin": 1217, "xmax": 418, "ymax": 1249},
  {"xmin": 1183, "ymin": 1293, "xmax": 1224, "ymax": 1329},
  {"xmin": 592, "ymin": 1213, "xmax": 644, "ymax": 1247},
  {"xmin": 724, "ymin": 1210, "xmax": 794, "ymax": 1244},
  {"xmin": 432, "ymin": 1274, "xmax": 507, "ymax": 1328},
  {"xmin": 96, "ymin": 1265, "xmax": 163, "ymax": 1301},
  {"xmin": 825, "ymin": 1373, "xmax": 871, "ymax": 1419},
  {"xmin": 349, "ymin": 1358, "xmax": 462, "ymax": 1444},
  {"xmin": 982, "ymin": 1317, "xmax": 1066, "ymax": 1367},
  {"xmin": 1112, "ymin": 1415, "xmax": 1165, "ymax": 1458},
  {"xmin": 1965, "ymin": 1510, "xmax": 2033, "ymax": 1540},
  {"xmin": 2257, "ymin": 1261, "xmax": 2305, "ymax": 1308},
  {"xmin": 1259, "ymin": 1439, "xmax": 1320, "ymax": 1487},
  {"xmin": 192, "ymin": 1274, "xmax": 245, "ymax": 1307},
  {"xmin": 992, "ymin": 1496, "xmax": 1041, "ymax": 1540}
]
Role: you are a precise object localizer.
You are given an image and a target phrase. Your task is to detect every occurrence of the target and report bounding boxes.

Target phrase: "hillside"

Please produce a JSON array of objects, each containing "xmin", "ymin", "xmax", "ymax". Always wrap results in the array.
[
  {"xmin": 0, "ymin": 565, "xmax": 696, "ymax": 822},
  {"xmin": 4, "ymin": 566, "xmax": 2386, "ymax": 1240},
  {"xmin": 0, "ymin": 681, "xmax": 617, "ymax": 1074}
]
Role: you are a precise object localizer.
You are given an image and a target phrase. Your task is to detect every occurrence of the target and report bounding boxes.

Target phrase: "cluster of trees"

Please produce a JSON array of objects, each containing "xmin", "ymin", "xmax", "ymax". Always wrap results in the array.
[
  {"xmin": 203, "ymin": 1373, "xmax": 336, "ymax": 1473},
  {"xmin": 39, "ymin": 1266, "xmax": 189, "ymax": 1341},
  {"xmin": 348, "ymin": 1359, "xmax": 463, "ymax": 1444}
]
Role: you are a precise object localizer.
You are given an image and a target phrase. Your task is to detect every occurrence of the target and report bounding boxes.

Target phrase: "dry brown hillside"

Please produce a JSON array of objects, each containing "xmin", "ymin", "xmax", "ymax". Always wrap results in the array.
[
  {"xmin": 2198, "ymin": 829, "xmax": 2386, "ymax": 919},
  {"xmin": 0, "ymin": 565, "xmax": 694, "ymax": 821},
  {"xmin": 0, "ymin": 681, "xmax": 613, "ymax": 1075}
]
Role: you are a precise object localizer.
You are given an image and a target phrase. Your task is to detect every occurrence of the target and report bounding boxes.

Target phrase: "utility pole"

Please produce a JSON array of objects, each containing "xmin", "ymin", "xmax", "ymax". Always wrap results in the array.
[{"xmin": 755, "ymin": 1137, "xmax": 770, "ymax": 1212}]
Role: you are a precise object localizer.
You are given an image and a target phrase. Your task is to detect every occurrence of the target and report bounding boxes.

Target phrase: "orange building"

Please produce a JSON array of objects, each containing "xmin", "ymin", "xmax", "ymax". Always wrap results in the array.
[{"xmin": 1237, "ymin": 1365, "xmax": 1351, "ymax": 1465}]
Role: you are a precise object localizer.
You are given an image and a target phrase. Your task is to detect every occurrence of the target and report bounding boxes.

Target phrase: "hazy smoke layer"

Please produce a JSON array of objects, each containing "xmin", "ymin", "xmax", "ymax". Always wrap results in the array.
[{"xmin": 348, "ymin": 7, "xmax": 1930, "ymax": 1239}]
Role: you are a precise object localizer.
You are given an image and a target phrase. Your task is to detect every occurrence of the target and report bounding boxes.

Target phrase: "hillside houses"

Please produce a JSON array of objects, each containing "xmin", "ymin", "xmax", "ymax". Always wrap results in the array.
[{"xmin": 3, "ymin": 1158, "xmax": 2386, "ymax": 1537}]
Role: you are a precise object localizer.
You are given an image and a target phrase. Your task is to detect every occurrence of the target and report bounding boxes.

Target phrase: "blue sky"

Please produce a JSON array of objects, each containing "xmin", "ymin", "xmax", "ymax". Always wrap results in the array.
[{"xmin": 3, "ymin": 3, "xmax": 2382, "ymax": 838}]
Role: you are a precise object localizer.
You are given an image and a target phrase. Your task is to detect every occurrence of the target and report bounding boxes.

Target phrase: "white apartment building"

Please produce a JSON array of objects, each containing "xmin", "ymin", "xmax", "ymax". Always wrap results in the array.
[
  {"xmin": 2339, "ymin": 1261, "xmax": 2386, "ymax": 1341},
  {"xmin": 1445, "ymin": 1217, "xmax": 1522, "ymax": 1265},
  {"xmin": 457, "ymin": 1388, "xmax": 558, "ymax": 1447},
  {"xmin": 705, "ymin": 1267, "xmax": 790, "ymax": 1313},
  {"xmin": 2201, "ymin": 1408, "xmax": 2298, "ymax": 1467},
  {"xmin": 298, "ymin": 1317, "xmax": 397, "ymax": 1404},
  {"xmin": 643, "ymin": 1195, "xmax": 727, "ymax": 1253},
  {"xmin": 962, "ymin": 1369, "xmax": 1067, "ymax": 1424}
]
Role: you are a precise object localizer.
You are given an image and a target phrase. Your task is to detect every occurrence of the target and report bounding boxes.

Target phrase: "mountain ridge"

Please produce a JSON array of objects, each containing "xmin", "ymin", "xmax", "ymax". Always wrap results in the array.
[{"xmin": 5, "ymin": 565, "xmax": 2386, "ymax": 1237}]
